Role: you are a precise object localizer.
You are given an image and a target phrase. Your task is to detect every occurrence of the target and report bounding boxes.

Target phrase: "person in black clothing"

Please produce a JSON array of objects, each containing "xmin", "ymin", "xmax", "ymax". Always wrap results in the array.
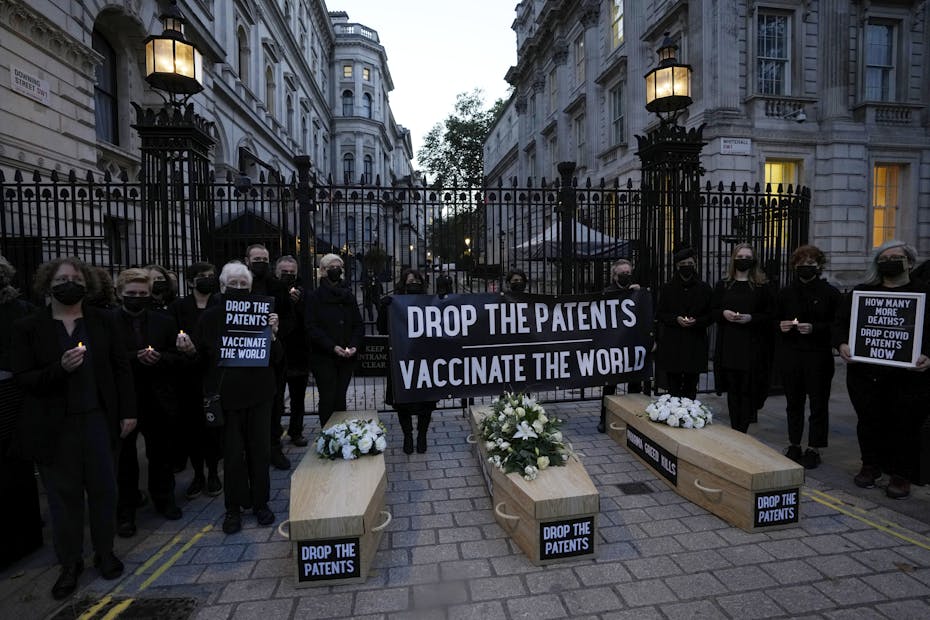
[
  {"xmin": 834, "ymin": 240, "xmax": 930, "ymax": 499},
  {"xmin": 776, "ymin": 245, "xmax": 840, "ymax": 470},
  {"xmin": 379, "ymin": 268, "xmax": 438, "ymax": 454},
  {"xmin": 599, "ymin": 259, "xmax": 645, "ymax": 432},
  {"xmin": 306, "ymin": 253, "xmax": 363, "ymax": 428},
  {"xmin": 170, "ymin": 262, "xmax": 222, "ymax": 499},
  {"xmin": 712, "ymin": 243, "xmax": 775, "ymax": 433},
  {"xmin": 506, "ymin": 269, "xmax": 528, "ymax": 293},
  {"xmin": 435, "ymin": 270, "xmax": 454, "ymax": 296},
  {"xmin": 113, "ymin": 268, "xmax": 185, "ymax": 537},
  {"xmin": 655, "ymin": 247, "xmax": 712, "ymax": 401},
  {"xmin": 144, "ymin": 264, "xmax": 174, "ymax": 313},
  {"xmin": 362, "ymin": 271, "xmax": 383, "ymax": 322},
  {"xmin": 274, "ymin": 256, "xmax": 312, "ymax": 447},
  {"xmin": 245, "ymin": 244, "xmax": 294, "ymax": 471},
  {"xmin": 11, "ymin": 257, "xmax": 136, "ymax": 599},
  {"xmin": 177, "ymin": 261, "xmax": 282, "ymax": 534}
]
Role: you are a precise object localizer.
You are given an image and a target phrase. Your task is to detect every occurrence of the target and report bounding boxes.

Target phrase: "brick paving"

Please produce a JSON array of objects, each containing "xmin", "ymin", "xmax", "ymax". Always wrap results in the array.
[{"xmin": 2, "ymin": 360, "xmax": 930, "ymax": 619}]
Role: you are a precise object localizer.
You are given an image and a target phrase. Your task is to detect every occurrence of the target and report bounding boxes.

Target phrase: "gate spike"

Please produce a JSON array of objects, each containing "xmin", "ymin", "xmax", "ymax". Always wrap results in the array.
[
  {"xmin": 0, "ymin": 169, "xmax": 4, "ymax": 182},
  {"xmin": 50, "ymin": 170, "xmax": 59, "ymax": 183},
  {"xmin": 14, "ymin": 170, "xmax": 23, "ymax": 183},
  {"xmin": 68, "ymin": 170, "xmax": 77, "ymax": 183},
  {"xmin": 33, "ymin": 170, "xmax": 42, "ymax": 182},
  {"xmin": 120, "ymin": 168, "xmax": 128, "ymax": 182},
  {"xmin": 85, "ymin": 170, "xmax": 95, "ymax": 183}
]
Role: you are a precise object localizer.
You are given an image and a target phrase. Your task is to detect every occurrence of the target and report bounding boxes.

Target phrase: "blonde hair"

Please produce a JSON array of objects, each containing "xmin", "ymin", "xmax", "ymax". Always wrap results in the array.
[
  {"xmin": 115, "ymin": 268, "xmax": 152, "ymax": 293},
  {"xmin": 725, "ymin": 243, "xmax": 767, "ymax": 286}
]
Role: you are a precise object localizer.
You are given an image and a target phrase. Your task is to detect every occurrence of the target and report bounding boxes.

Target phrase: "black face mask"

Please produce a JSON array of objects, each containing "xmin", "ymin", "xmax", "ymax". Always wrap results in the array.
[
  {"xmin": 194, "ymin": 276, "xmax": 218, "ymax": 295},
  {"xmin": 278, "ymin": 274, "xmax": 297, "ymax": 288},
  {"xmin": 796, "ymin": 265, "xmax": 819, "ymax": 282},
  {"xmin": 405, "ymin": 283, "xmax": 424, "ymax": 294},
  {"xmin": 734, "ymin": 257, "xmax": 756, "ymax": 272},
  {"xmin": 677, "ymin": 265, "xmax": 696, "ymax": 280},
  {"xmin": 614, "ymin": 274, "xmax": 632, "ymax": 287},
  {"xmin": 51, "ymin": 281, "xmax": 86, "ymax": 306},
  {"xmin": 250, "ymin": 262, "xmax": 270, "ymax": 279},
  {"xmin": 510, "ymin": 281, "xmax": 526, "ymax": 293},
  {"xmin": 122, "ymin": 296, "xmax": 151, "ymax": 314},
  {"xmin": 326, "ymin": 267, "xmax": 343, "ymax": 283},
  {"xmin": 152, "ymin": 280, "xmax": 170, "ymax": 297},
  {"xmin": 877, "ymin": 259, "xmax": 906, "ymax": 278},
  {"xmin": 224, "ymin": 287, "xmax": 250, "ymax": 300}
]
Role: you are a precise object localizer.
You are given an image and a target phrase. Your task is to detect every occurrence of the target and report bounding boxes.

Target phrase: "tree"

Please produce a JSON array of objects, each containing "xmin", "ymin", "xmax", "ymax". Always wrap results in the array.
[{"xmin": 417, "ymin": 89, "xmax": 507, "ymax": 187}]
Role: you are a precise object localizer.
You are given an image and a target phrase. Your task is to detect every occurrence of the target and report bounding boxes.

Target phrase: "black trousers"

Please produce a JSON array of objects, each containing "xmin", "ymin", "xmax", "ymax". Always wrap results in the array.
[
  {"xmin": 117, "ymin": 412, "xmax": 176, "ymax": 515},
  {"xmin": 665, "ymin": 372, "xmax": 700, "ymax": 400},
  {"xmin": 270, "ymin": 357, "xmax": 288, "ymax": 448},
  {"xmin": 224, "ymin": 403, "xmax": 272, "ymax": 511},
  {"xmin": 719, "ymin": 368, "xmax": 753, "ymax": 433},
  {"xmin": 38, "ymin": 412, "xmax": 117, "ymax": 565},
  {"xmin": 310, "ymin": 356, "xmax": 355, "ymax": 427},
  {"xmin": 285, "ymin": 373, "xmax": 310, "ymax": 437},
  {"xmin": 780, "ymin": 349, "xmax": 833, "ymax": 447},
  {"xmin": 179, "ymin": 389, "xmax": 221, "ymax": 478},
  {"xmin": 396, "ymin": 403, "xmax": 434, "ymax": 435}
]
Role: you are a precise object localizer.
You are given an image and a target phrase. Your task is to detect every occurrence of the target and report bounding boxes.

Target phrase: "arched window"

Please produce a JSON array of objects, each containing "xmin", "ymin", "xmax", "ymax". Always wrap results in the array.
[
  {"xmin": 363, "ymin": 93, "xmax": 373, "ymax": 118},
  {"xmin": 237, "ymin": 27, "xmax": 250, "ymax": 86},
  {"xmin": 364, "ymin": 216, "xmax": 374, "ymax": 242},
  {"xmin": 286, "ymin": 95, "xmax": 294, "ymax": 135},
  {"xmin": 265, "ymin": 66, "xmax": 275, "ymax": 115},
  {"xmin": 343, "ymin": 153, "xmax": 354, "ymax": 182},
  {"xmin": 342, "ymin": 89, "xmax": 354, "ymax": 116},
  {"xmin": 346, "ymin": 215, "xmax": 356, "ymax": 243},
  {"xmin": 301, "ymin": 115, "xmax": 308, "ymax": 153},
  {"xmin": 363, "ymin": 154, "xmax": 373, "ymax": 184},
  {"xmin": 92, "ymin": 29, "xmax": 119, "ymax": 145}
]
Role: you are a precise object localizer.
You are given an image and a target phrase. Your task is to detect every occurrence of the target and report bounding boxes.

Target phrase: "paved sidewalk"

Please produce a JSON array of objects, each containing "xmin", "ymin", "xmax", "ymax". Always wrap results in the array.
[{"xmin": 2, "ymin": 359, "xmax": 929, "ymax": 619}]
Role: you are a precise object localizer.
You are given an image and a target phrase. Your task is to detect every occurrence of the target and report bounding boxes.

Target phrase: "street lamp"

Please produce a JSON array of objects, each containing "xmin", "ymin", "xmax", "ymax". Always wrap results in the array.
[
  {"xmin": 144, "ymin": 0, "xmax": 204, "ymax": 103},
  {"xmin": 644, "ymin": 33, "xmax": 692, "ymax": 124}
]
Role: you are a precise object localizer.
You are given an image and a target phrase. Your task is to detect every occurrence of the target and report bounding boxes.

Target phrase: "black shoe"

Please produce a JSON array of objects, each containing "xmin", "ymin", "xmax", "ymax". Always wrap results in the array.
[
  {"xmin": 94, "ymin": 552, "xmax": 124, "ymax": 580},
  {"xmin": 402, "ymin": 433, "xmax": 414, "ymax": 455},
  {"xmin": 255, "ymin": 505, "xmax": 275, "ymax": 526},
  {"xmin": 205, "ymin": 473, "xmax": 223, "ymax": 496},
  {"xmin": 270, "ymin": 448, "xmax": 291, "ymax": 470},
  {"xmin": 886, "ymin": 475, "xmax": 911, "ymax": 499},
  {"xmin": 222, "ymin": 511, "xmax": 242, "ymax": 534},
  {"xmin": 157, "ymin": 503, "xmax": 183, "ymax": 520},
  {"xmin": 290, "ymin": 434, "xmax": 308, "ymax": 447},
  {"xmin": 416, "ymin": 434, "xmax": 428, "ymax": 454},
  {"xmin": 854, "ymin": 465, "xmax": 882, "ymax": 488},
  {"xmin": 597, "ymin": 411, "xmax": 606, "ymax": 434},
  {"xmin": 784, "ymin": 445, "xmax": 803, "ymax": 464},
  {"xmin": 51, "ymin": 561, "xmax": 83, "ymax": 600},
  {"xmin": 117, "ymin": 516, "xmax": 137, "ymax": 538},
  {"xmin": 185, "ymin": 476, "xmax": 205, "ymax": 499},
  {"xmin": 800, "ymin": 449, "xmax": 821, "ymax": 470}
]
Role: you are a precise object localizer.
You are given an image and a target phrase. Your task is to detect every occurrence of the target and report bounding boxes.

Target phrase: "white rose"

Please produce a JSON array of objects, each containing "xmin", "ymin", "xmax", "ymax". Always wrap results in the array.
[
  {"xmin": 693, "ymin": 417, "xmax": 705, "ymax": 429},
  {"xmin": 485, "ymin": 441, "xmax": 496, "ymax": 451},
  {"xmin": 537, "ymin": 413, "xmax": 548, "ymax": 424},
  {"xmin": 516, "ymin": 407, "xmax": 526, "ymax": 417},
  {"xmin": 649, "ymin": 409, "xmax": 659, "ymax": 421},
  {"xmin": 658, "ymin": 407, "xmax": 670, "ymax": 422},
  {"xmin": 537, "ymin": 456, "xmax": 550, "ymax": 469},
  {"xmin": 316, "ymin": 437, "xmax": 326, "ymax": 453},
  {"xmin": 681, "ymin": 417, "xmax": 694, "ymax": 429},
  {"xmin": 674, "ymin": 407, "xmax": 688, "ymax": 417},
  {"xmin": 532, "ymin": 420, "xmax": 545, "ymax": 433},
  {"xmin": 658, "ymin": 394, "xmax": 670, "ymax": 402},
  {"xmin": 645, "ymin": 404, "xmax": 658, "ymax": 415},
  {"xmin": 551, "ymin": 431, "xmax": 563, "ymax": 443},
  {"xmin": 341, "ymin": 443, "xmax": 356, "ymax": 460},
  {"xmin": 504, "ymin": 406, "xmax": 514, "ymax": 415},
  {"xmin": 693, "ymin": 400, "xmax": 702, "ymax": 407},
  {"xmin": 499, "ymin": 441, "xmax": 511, "ymax": 450},
  {"xmin": 667, "ymin": 415, "xmax": 680, "ymax": 427},
  {"xmin": 328, "ymin": 439, "xmax": 340, "ymax": 454},
  {"xmin": 358, "ymin": 436, "xmax": 373, "ymax": 453},
  {"xmin": 375, "ymin": 436, "xmax": 387, "ymax": 451}
]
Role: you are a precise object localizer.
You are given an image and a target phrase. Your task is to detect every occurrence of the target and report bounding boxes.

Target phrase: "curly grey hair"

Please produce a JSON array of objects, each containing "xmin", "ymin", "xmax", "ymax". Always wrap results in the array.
[{"xmin": 863, "ymin": 239, "xmax": 917, "ymax": 285}]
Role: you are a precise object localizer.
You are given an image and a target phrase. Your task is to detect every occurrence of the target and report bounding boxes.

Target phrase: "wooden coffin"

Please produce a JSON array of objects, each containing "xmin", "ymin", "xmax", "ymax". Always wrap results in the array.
[
  {"xmin": 606, "ymin": 394, "xmax": 804, "ymax": 532},
  {"xmin": 469, "ymin": 406, "xmax": 599, "ymax": 565},
  {"xmin": 288, "ymin": 411, "xmax": 390, "ymax": 586}
]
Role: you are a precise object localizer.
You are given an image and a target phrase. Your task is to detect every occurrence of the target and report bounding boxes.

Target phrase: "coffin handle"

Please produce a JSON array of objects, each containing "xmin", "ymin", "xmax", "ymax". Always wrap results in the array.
[
  {"xmin": 371, "ymin": 510, "xmax": 393, "ymax": 532},
  {"xmin": 693, "ymin": 478, "xmax": 723, "ymax": 500},
  {"xmin": 276, "ymin": 520, "xmax": 290, "ymax": 539},
  {"xmin": 608, "ymin": 422, "xmax": 626, "ymax": 432},
  {"xmin": 494, "ymin": 502, "xmax": 520, "ymax": 525},
  {"xmin": 465, "ymin": 434, "xmax": 477, "ymax": 444}
]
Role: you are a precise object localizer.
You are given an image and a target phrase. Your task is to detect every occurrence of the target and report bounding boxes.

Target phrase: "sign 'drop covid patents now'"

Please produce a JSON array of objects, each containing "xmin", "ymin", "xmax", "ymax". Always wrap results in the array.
[{"xmin": 387, "ymin": 291, "xmax": 654, "ymax": 403}]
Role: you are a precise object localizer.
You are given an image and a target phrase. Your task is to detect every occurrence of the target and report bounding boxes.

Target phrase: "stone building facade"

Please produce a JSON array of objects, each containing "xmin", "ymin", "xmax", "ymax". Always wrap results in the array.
[{"xmin": 484, "ymin": 0, "xmax": 930, "ymax": 284}]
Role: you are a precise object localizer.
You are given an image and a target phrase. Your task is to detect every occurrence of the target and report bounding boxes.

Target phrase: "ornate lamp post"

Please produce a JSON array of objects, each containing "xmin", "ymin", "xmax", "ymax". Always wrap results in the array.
[
  {"xmin": 636, "ymin": 33, "xmax": 705, "ymax": 293},
  {"xmin": 143, "ymin": 0, "xmax": 204, "ymax": 104}
]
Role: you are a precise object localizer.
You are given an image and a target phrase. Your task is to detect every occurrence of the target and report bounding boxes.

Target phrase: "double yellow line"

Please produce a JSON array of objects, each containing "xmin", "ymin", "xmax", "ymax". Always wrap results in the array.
[
  {"xmin": 803, "ymin": 488, "xmax": 930, "ymax": 551},
  {"xmin": 77, "ymin": 524, "xmax": 212, "ymax": 620}
]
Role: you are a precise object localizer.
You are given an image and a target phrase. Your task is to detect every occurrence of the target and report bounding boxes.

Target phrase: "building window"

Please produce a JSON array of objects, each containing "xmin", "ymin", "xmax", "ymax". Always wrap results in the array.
[
  {"xmin": 611, "ymin": 0, "xmax": 624, "ymax": 48},
  {"xmin": 342, "ymin": 89, "xmax": 354, "ymax": 116},
  {"xmin": 764, "ymin": 160, "xmax": 798, "ymax": 190},
  {"xmin": 864, "ymin": 22, "xmax": 895, "ymax": 102},
  {"xmin": 757, "ymin": 12, "xmax": 790, "ymax": 95},
  {"xmin": 872, "ymin": 164, "xmax": 901, "ymax": 246},
  {"xmin": 363, "ymin": 67, "xmax": 371, "ymax": 81},
  {"xmin": 301, "ymin": 115, "xmax": 308, "ymax": 153},
  {"xmin": 364, "ymin": 216, "xmax": 373, "ymax": 242},
  {"xmin": 265, "ymin": 65, "xmax": 275, "ymax": 115},
  {"xmin": 547, "ymin": 136, "xmax": 558, "ymax": 179},
  {"xmin": 548, "ymin": 68, "xmax": 557, "ymax": 113},
  {"xmin": 574, "ymin": 114, "xmax": 586, "ymax": 168},
  {"xmin": 343, "ymin": 64, "xmax": 352, "ymax": 78},
  {"xmin": 574, "ymin": 35, "xmax": 585, "ymax": 86},
  {"xmin": 609, "ymin": 83, "xmax": 624, "ymax": 145},
  {"xmin": 363, "ymin": 154, "xmax": 373, "ymax": 183},
  {"xmin": 286, "ymin": 95, "xmax": 294, "ymax": 135},
  {"xmin": 237, "ymin": 26, "xmax": 250, "ymax": 86},
  {"xmin": 346, "ymin": 215, "xmax": 356, "ymax": 243},
  {"xmin": 92, "ymin": 29, "xmax": 119, "ymax": 145},
  {"xmin": 343, "ymin": 153, "xmax": 354, "ymax": 182},
  {"xmin": 363, "ymin": 93, "xmax": 372, "ymax": 118},
  {"xmin": 103, "ymin": 215, "xmax": 130, "ymax": 267},
  {"xmin": 527, "ymin": 151, "xmax": 536, "ymax": 182}
]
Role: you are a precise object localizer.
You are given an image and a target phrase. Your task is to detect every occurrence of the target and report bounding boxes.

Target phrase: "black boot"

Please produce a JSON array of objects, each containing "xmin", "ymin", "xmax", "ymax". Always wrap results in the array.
[
  {"xmin": 416, "ymin": 411, "xmax": 432, "ymax": 454},
  {"xmin": 597, "ymin": 407, "xmax": 606, "ymax": 433},
  {"xmin": 398, "ymin": 413, "xmax": 414, "ymax": 455}
]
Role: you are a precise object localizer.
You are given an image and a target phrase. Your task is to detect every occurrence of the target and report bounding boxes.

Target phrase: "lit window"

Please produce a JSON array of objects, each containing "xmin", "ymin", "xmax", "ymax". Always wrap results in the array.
[
  {"xmin": 864, "ymin": 23, "xmax": 895, "ymax": 101},
  {"xmin": 611, "ymin": 0, "xmax": 624, "ymax": 48},
  {"xmin": 609, "ymin": 83, "xmax": 624, "ymax": 145},
  {"xmin": 363, "ymin": 67, "xmax": 370, "ymax": 81},
  {"xmin": 765, "ymin": 160, "xmax": 798, "ymax": 190},
  {"xmin": 574, "ymin": 35, "xmax": 585, "ymax": 85},
  {"xmin": 92, "ymin": 29, "xmax": 119, "ymax": 145},
  {"xmin": 757, "ymin": 13, "xmax": 791, "ymax": 95},
  {"xmin": 343, "ymin": 153, "xmax": 354, "ymax": 182},
  {"xmin": 872, "ymin": 164, "xmax": 901, "ymax": 246},
  {"xmin": 342, "ymin": 89, "xmax": 353, "ymax": 116},
  {"xmin": 343, "ymin": 64, "xmax": 352, "ymax": 78},
  {"xmin": 763, "ymin": 160, "xmax": 800, "ymax": 249}
]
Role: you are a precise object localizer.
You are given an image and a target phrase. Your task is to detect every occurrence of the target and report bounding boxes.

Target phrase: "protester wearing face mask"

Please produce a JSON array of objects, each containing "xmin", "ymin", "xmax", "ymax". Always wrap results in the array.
[
  {"xmin": 833, "ymin": 240, "xmax": 930, "ymax": 499},
  {"xmin": 378, "ymin": 269, "xmax": 438, "ymax": 454},
  {"xmin": 178, "ymin": 261, "xmax": 282, "ymax": 534},
  {"xmin": 774, "ymin": 246, "xmax": 841, "ymax": 470},
  {"xmin": 655, "ymin": 247, "xmax": 712, "ymax": 402},
  {"xmin": 506, "ymin": 269, "xmax": 529, "ymax": 293},
  {"xmin": 144, "ymin": 264, "xmax": 174, "ymax": 313},
  {"xmin": 170, "ymin": 262, "xmax": 222, "ymax": 500},
  {"xmin": 11, "ymin": 257, "xmax": 136, "ymax": 599},
  {"xmin": 711, "ymin": 243, "xmax": 775, "ymax": 433},
  {"xmin": 273, "ymin": 256, "xmax": 312, "ymax": 448},
  {"xmin": 306, "ymin": 254, "xmax": 363, "ymax": 428},
  {"xmin": 112, "ymin": 269, "xmax": 185, "ymax": 537},
  {"xmin": 244, "ymin": 244, "xmax": 295, "ymax": 471}
]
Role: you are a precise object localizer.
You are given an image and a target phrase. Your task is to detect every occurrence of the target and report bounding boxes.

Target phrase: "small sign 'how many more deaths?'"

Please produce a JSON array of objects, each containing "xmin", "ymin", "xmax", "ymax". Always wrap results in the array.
[
  {"xmin": 218, "ymin": 295, "xmax": 274, "ymax": 367},
  {"xmin": 848, "ymin": 291, "xmax": 925, "ymax": 368}
]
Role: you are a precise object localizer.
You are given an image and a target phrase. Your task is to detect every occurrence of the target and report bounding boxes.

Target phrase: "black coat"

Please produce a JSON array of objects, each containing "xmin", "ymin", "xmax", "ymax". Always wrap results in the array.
[
  {"xmin": 11, "ymin": 305, "xmax": 137, "ymax": 463},
  {"xmin": 252, "ymin": 276, "xmax": 294, "ymax": 339},
  {"xmin": 655, "ymin": 277, "xmax": 712, "ymax": 373},
  {"xmin": 169, "ymin": 293, "xmax": 221, "ymax": 399},
  {"xmin": 711, "ymin": 279, "xmax": 775, "ymax": 403},
  {"xmin": 306, "ymin": 280, "xmax": 363, "ymax": 360},
  {"xmin": 282, "ymin": 285, "xmax": 311, "ymax": 372},
  {"xmin": 775, "ymin": 278, "xmax": 840, "ymax": 354},
  {"xmin": 0, "ymin": 295, "xmax": 34, "ymax": 372}
]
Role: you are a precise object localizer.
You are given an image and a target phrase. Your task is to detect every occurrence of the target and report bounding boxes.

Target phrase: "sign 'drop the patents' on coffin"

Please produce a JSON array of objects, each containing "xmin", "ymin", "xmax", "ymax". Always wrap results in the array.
[
  {"xmin": 848, "ymin": 291, "xmax": 926, "ymax": 368},
  {"xmin": 218, "ymin": 294, "xmax": 275, "ymax": 367}
]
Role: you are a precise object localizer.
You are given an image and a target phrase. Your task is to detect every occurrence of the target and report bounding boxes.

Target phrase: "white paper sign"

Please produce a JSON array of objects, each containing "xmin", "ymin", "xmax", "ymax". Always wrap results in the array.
[
  {"xmin": 721, "ymin": 138, "xmax": 751, "ymax": 155},
  {"xmin": 11, "ymin": 66, "xmax": 50, "ymax": 106}
]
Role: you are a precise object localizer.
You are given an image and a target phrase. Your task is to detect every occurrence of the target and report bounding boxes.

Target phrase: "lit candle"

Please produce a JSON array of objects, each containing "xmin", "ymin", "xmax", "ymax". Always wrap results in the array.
[
  {"xmin": 77, "ymin": 341, "xmax": 85, "ymax": 349},
  {"xmin": 792, "ymin": 318, "xmax": 799, "ymax": 326},
  {"xmin": 146, "ymin": 345, "xmax": 154, "ymax": 352},
  {"xmin": 179, "ymin": 330, "xmax": 185, "ymax": 336}
]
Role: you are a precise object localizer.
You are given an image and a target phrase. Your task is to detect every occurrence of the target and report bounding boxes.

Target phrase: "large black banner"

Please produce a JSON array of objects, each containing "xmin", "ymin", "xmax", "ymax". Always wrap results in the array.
[{"xmin": 387, "ymin": 291, "xmax": 653, "ymax": 403}]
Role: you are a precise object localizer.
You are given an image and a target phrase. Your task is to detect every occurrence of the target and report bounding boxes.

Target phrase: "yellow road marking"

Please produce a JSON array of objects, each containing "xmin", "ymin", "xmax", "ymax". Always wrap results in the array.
[
  {"xmin": 77, "ymin": 595, "xmax": 112, "ymax": 620},
  {"xmin": 137, "ymin": 525, "xmax": 212, "ymax": 592},
  {"xmin": 100, "ymin": 598, "xmax": 134, "ymax": 620}
]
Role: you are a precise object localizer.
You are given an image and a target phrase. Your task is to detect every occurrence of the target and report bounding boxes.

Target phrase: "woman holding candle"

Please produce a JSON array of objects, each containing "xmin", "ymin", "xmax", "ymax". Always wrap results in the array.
[
  {"xmin": 11, "ymin": 257, "xmax": 136, "ymax": 599},
  {"xmin": 775, "ymin": 245, "xmax": 840, "ymax": 469}
]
